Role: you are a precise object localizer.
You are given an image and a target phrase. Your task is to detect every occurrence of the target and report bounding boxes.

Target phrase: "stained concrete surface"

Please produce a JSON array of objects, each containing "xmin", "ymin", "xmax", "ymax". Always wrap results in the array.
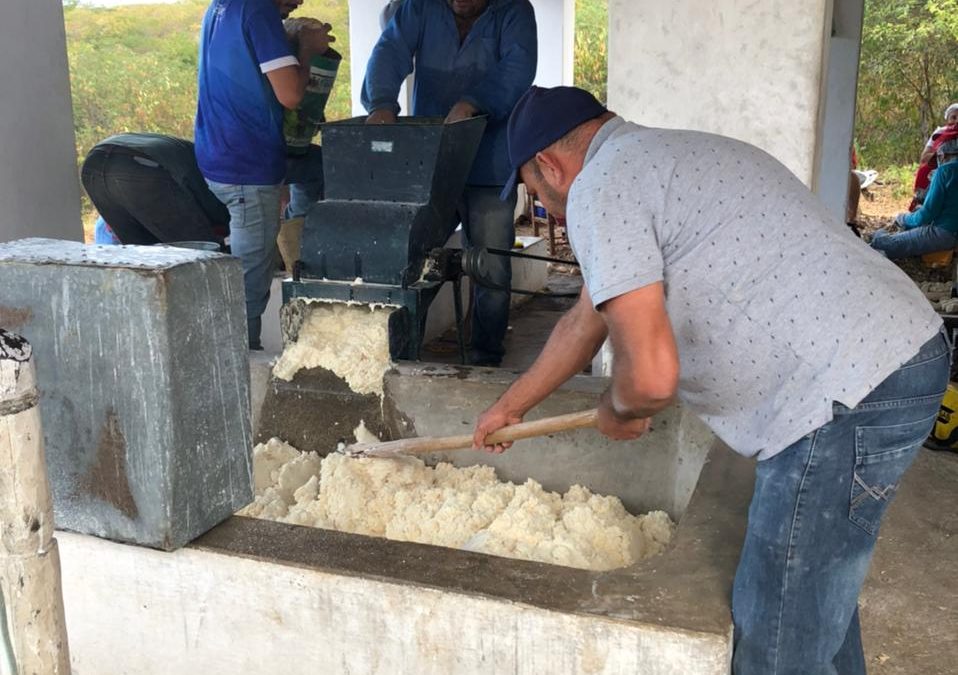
[
  {"xmin": 860, "ymin": 448, "xmax": 958, "ymax": 675},
  {"xmin": 424, "ymin": 271, "xmax": 958, "ymax": 672}
]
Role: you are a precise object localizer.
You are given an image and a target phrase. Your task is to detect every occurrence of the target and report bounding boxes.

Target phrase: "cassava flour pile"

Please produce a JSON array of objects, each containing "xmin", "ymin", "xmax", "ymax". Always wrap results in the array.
[
  {"xmin": 919, "ymin": 281, "xmax": 958, "ymax": 313},
  {"xmin": 239, "ymin": 437, "xmax": 674, "ymax": 571},
  {"xmin": 272, "ymin": 303, "xmax": 395, "ymax": 396}
]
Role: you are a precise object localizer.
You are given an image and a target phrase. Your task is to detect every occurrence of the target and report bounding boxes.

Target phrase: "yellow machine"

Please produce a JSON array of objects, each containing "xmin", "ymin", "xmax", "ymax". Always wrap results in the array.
[{"xmin": 927, "ymin": 382, "xmax": 958, "ymax": 451}]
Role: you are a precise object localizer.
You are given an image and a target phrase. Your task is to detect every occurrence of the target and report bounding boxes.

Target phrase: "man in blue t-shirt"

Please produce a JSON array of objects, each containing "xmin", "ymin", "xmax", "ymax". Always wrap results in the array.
[
  {"xmin": 362, "ymin": 0, "xmax": 537, "ymax": 366},
  {"xmin": 195, "ymin": 0, "xmax": 332, "ymax": 350}
]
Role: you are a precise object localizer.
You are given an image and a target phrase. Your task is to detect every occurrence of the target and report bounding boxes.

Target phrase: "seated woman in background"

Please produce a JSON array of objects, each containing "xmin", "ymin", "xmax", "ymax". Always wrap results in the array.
[
  {"xmin": 872, "ymin": 138, "xmax": 958, "ymax": 259},
  {"xmin": 920, "ymin": 104, "xmax": 958, "ymax": 164},
  {"xmin": 910, "ymin": 103, "xmax": 958, "ymax": 209}
]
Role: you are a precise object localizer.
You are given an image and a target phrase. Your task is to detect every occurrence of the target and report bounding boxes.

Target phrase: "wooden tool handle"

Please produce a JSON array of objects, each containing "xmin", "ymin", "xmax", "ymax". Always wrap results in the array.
[{"xmin": 354, "ymin": 408, "xmax": 599, "ymax": 458}]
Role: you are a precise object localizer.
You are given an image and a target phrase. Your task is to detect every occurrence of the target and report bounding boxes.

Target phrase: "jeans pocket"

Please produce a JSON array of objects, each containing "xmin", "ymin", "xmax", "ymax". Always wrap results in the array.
[{"xmin": 849, "ymin": 412, "xmax": 935, "ymax": 535}]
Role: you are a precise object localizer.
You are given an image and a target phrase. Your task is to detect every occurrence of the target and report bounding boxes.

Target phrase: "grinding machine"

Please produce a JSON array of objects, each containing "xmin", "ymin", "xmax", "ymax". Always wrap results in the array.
[
  {"xmin": 282, "ymin": 115, "xmax": 485, "ymax": 360},
  {"xmin": 281, "ymin": 115, "xmax": 574, "ymax": 362}
]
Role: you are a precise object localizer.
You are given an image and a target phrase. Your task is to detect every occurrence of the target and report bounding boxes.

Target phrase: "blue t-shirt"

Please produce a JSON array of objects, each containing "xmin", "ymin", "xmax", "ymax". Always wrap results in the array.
[
  {"xmin": 195, "ymin": 0, "xmax": 297, "ymax": 185},
  {"xmin": 902, "ymin": 160, "xmax": 958, "ymax": 234},
  {"xmin": 94, "ymin": 216, "xmax": 121, "ymax": 245}
]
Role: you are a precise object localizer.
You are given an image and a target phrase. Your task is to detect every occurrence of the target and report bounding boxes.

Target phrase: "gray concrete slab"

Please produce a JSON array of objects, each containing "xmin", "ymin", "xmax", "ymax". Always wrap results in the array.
[{"xmin": 0, "ymin": 239, "xmax": 253, "ymax": 550}]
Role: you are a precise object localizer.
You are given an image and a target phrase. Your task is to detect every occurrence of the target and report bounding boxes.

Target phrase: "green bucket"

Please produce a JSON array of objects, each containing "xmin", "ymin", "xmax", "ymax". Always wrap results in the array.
[{"xmin": 284, "ymin": 47, "xmax": 342, "ymax": 156}]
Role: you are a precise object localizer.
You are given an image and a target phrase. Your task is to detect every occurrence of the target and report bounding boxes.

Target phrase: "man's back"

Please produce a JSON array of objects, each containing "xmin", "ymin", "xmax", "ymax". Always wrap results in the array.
[{"xmin": 567, "ymin": 118, "xmax": 941, "ymax": 458}]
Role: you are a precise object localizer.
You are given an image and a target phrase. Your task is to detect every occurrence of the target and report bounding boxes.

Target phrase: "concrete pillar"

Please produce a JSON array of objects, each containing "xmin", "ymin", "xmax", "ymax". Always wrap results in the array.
[
  {"xmin": 0, "ymin": 330, "xmax": 71, "ymax": 674},
  {"xmin": 531, "ymin": 0, "xmax": 576, "ymax": 87},
  {"xmin": 348, "ymin": 0, "xmax": 572, "ymax": 116},
  {"xmin": 607, "ymin": 0, "xmax": 832, "ymax": 188},
  {"xmin": 0, "ymin": 1, "xmax": 82, "ymax": 243},
  {"xmin": 813, "ymin": 0, "xmax": 865, "ymax": 221}
]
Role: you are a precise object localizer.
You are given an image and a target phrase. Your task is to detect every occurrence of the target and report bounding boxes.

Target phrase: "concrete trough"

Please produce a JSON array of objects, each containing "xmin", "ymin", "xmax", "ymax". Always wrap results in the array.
[{"xmin": 58, "ymin": 363, "xmax": 752, "ymax": 674}]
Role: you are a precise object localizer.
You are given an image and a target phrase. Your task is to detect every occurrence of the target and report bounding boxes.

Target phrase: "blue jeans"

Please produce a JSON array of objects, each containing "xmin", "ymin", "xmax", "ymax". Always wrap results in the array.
[
  {"xmin": 285, "ymin": 145, "xmax": 324, "ymax": 220},
  {"xmin": 456, "ymin": 185, "xmax": 518, "ymax": 366},
  {"xmin": 732, "ymin": 330, "xmax": 949, "ymax": 675},
  {"xmin": 870, "ymin": 225, "xmax": 958, "ymax": 259},
  {"xmin": 206, "ymin": 181, "xmax": 282, "ymax": 350}
]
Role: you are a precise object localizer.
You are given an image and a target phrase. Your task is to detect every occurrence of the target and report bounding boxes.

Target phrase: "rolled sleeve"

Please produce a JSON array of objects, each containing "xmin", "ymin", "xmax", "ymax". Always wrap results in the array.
[{"xmin": 260, "ymin": 55, "xmax": 299, "ymax": 73}]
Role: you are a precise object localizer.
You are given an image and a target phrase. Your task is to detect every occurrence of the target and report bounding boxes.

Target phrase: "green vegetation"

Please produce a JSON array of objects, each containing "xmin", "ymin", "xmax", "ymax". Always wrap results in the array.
[
  {"xmin": 856, "ymin": 0, "xmax": 958, "ymax": 170},
  {"xmin": 64, "ymin": 0, "xmax": 351, "ymax": 165},
  {"xmin": 62, "ymin": 0, "xmax": 954, "ymax": 211},
  {"xmin": 62, "ymin": 0, "xmax": 609, "ymax": 231},
  {"xmin": 64, "ymin": 0, "xmax": 350, "ymax": 231},
  {"xmin": 574, "ymin": 0, "xmax": 607, "ymax": 104}
]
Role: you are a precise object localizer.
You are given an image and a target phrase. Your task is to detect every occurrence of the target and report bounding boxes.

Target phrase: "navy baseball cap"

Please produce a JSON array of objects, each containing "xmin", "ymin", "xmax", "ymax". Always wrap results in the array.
[{"xmin": 500, "ymin": 86, "xmax": 608, "ymax": 200}]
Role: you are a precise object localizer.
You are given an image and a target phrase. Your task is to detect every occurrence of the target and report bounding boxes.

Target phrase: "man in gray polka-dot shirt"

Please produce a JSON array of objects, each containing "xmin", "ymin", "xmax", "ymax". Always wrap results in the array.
[{"xmin": 473, "ymin": 87, "xmax": 949, "ymax": 675}]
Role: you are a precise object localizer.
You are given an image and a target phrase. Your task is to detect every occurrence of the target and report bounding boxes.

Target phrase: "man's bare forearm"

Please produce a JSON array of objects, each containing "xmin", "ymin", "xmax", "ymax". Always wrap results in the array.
[{"xmin": 495, "ymin": 290, "xmax": 608, "ymax": 416}]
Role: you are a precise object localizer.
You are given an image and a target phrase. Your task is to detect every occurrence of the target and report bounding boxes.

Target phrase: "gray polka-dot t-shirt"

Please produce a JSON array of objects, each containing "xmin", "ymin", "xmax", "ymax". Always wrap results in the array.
[{"xmin": 567, "ymin": 117, "xmax": 943, "ymax": 460}]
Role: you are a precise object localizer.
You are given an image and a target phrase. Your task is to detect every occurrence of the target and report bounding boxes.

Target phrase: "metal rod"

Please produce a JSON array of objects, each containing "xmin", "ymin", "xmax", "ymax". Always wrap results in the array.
[
  {"xmin": 452, "ymin": 276, "xmax": 467, "ymax": 365},
  {"xmin": 484, "ymin": 247, "xmax": 579, "ymax": 267}
]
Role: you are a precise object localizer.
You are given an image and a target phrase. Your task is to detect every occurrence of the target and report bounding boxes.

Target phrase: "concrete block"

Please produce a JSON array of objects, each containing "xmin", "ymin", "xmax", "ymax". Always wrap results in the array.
[{"xmin": 0, "ymin": 239, "xmax": 253, "ymax": 550}]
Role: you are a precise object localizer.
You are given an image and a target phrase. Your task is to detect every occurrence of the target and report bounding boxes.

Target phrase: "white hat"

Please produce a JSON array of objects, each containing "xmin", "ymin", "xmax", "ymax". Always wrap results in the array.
[{"xmin": 945, "ymin": 103, "xmax": 958, "ymax": 120}]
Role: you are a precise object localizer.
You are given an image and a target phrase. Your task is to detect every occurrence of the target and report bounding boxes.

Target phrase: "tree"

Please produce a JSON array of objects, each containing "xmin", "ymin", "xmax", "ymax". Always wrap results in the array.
[{"xmin": 857, "ymin": 0, "xmax": 958, "ymax": 167}]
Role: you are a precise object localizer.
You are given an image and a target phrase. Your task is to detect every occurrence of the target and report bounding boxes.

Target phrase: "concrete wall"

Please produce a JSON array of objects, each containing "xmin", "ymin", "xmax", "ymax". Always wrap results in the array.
[
  {"xmin": 0, "ymin": 0, "xmax": 82, "ymax": 243},
  {"xmin": 607, "ymin": 0, "xmax": 831, "ymax": 188},
  {"xmin": 58, "ymin": 530, "xmax": 732, "ymax": 674},
  {"xmin": 813, "ymin": 0, "xmax": 865, "ymax": 220},
  {"xmin": 348, "ymin": 0, "xmax": 573, "ymax": 116}
]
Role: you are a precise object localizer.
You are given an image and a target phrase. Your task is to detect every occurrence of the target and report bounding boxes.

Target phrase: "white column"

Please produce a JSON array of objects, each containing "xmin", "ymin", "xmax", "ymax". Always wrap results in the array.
[
  {"xmin": 0, "ymin": 330, "xmax": 71, "ymax": 674},
  {"xmin": 0, "ymin": 0, "xmax": 82, "ymax": 243},
  {"xmin": 529, "ymin": 0, "xmax": 574, "ymax": 87},
  {"xmin": 607, "ymin": 0, "xmax": 831, "ymax": 187},
  {"xmin": 813, "ymin": 0, "xmax": 865, "ymax": 221},
  {"xmin": 349, "ymin": 0, "xmax": 412, "ymax": 116}
]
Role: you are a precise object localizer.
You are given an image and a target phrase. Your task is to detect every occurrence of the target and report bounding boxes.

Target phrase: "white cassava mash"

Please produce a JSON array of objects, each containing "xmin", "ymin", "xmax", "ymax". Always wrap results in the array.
[
  {"xmin": 240, "ymin": 435, "xmax": 675, "ymax": 571},
  {"xmin": 272, "ymin": 303, "xmax": 395, "ymax": 396},
  {"xmin": 920, "ymin": 281, "xmax": 958, "ymax": 313}
]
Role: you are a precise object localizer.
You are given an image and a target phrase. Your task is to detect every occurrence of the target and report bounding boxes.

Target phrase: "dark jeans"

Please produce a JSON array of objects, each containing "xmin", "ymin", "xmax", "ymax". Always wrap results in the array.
[
  {"xmin": 285, "ymin": 144, "xmax": 325, "ymax": 220},
  {"xmin": 81, "ymin": 146, "xmax": 219, "ymax": 245},
  {"xmin": 732, "ymin": 330, "xmax": 950, "ymax": 674},
  {"xmin": 454, "ymin": 185, "xmax": 518, "ymax": 366}
]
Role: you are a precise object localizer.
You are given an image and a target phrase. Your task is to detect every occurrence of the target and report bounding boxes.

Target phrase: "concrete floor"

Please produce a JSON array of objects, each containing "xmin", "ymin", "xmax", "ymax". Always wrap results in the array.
[
  {"xmin": 861, "ymin": 449, "xmax": 958, "ymax": 675},
  {"xmin": 428, "ymin": 271, "xmax": 958, "ymax": 673}
]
